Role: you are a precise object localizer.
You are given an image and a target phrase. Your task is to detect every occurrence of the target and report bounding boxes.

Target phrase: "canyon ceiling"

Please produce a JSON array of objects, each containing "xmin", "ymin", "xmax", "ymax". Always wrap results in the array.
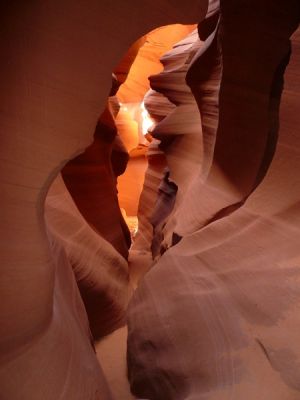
[{"xmin": 1, "ymin": 1, "xmax": 300, "ymax": 400}]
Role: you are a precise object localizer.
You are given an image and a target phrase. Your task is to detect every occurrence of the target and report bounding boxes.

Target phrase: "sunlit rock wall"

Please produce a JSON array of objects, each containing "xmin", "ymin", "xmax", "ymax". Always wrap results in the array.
[
  {"xmin": 135, "ymin": 0, "xmax": 222, "ymax": 257},
  {"xmin": 152, "ymin": 29, "xmax": 204, "ymax": 253},
  {"xmin": 117, "ymin": 25, "xmax": 196, "ymax": 104},
  {"xmin": 128, "ymin": 1, "xmax": 300, "ymax": 399},
  {"xmin": 115, "ymin": 24, "xmax": 198, "ymax": 226},
  {"xmin": 132, "ymin": 136, "xmax": 169, "ymax": 252},
  {"xmin": 134, "ymin": 28, "xmax": 205, "ymax": 255}
]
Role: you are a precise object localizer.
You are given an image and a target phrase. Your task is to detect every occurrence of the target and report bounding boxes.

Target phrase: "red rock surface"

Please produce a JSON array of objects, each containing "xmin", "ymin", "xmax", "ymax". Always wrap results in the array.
[
  {"xmin": 133, "ymin": 139, "xmax": 169, "ymax": 252},
  {"xmin": 127, "ymin": 1, "xmax": 300, "ymax": 399},
  {"xmin": 2, "ymin": 0, "xmax": 300, "ymax": 399},
  {"xmin": 117, "ymin": 25, "xmax": 196, "ymax": 104},
  {"xmin": 129, "ymin": 1, "xmax": 300, "ymax": 400},
  {"xmin": 62, "ymin": 105, "xmax": 131, "ymax": 260},
  {"xmin": 134, "ymin": 29, "xmax": 205, "ymax": 255},
  {"xmin": 46, "ymin": 175, "xmax": 131, "ymax": 339},
  {"xmin": 115, "ymin": 25, "xmax": 198, "ymax": 225},
  {"xmin": 0, "ymin": 1, "xmax": 208, "ymax": 399}
]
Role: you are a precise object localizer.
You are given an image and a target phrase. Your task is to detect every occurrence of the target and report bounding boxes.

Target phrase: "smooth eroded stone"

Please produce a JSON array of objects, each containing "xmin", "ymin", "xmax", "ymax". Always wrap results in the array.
[
  {"xmin": 0, "ymin": 1, "xmax": 208, "ymax": 398},
  {"xmin": 127, "ymin": 3, "xmax": 300, "ymax": 399}
]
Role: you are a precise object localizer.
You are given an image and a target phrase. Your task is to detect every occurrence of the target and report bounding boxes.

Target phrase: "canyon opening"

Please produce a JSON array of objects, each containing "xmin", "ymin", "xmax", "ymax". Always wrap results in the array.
[{"xmin": 1, "ymin": 1, "xmax": 300, "ymax": 400}]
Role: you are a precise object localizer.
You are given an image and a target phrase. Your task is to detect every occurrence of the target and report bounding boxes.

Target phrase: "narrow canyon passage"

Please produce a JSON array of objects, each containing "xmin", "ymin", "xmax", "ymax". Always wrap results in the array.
[
  {"xmin": 96, "ymin": 251, "xmax": 153, "ymax": 400},
  {"xmin": 1, "ymin": 2, "xmax": 300, "ymax": 400},
  {"xmin": 49, "ymin": 23, "xmax": 199, "ymax": 399},
  {"xmin": 93, "ymin": 26, "xmax": 197, "ymax": 399},
  {"xmin": 54, "ymin": 22, "xmax": 209, "ymax": 399}
]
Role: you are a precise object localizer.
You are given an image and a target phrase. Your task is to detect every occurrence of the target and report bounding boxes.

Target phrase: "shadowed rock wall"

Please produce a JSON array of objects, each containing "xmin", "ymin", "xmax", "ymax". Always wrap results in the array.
[
  {"xmin": 133, "ymin": 30, "xmax": 204, "ymax": 254},
  {"xmin": 61, "ymin": 102, "xmax": 131, "ymax": 260},
  {"xmin": 127, "ymin": 1, "xmax": 300, "ymax": 399},
  {"xmin": 0, "ymin": 1, "xmax": 208, "ymax": 399}
]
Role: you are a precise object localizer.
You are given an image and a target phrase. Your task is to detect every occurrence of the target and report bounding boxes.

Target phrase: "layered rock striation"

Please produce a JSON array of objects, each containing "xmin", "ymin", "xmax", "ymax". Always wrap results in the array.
[
  {"xmin": 0, "ymin": 1, "xmax": 208, "ymax": 399},
  {"xmin": 133, "ymin": 29, "xmax": 204, "ymax": 254},
  {"xmin": 62, "ymin": 99, "xmax": 131, "ymax": 260},
  {"xmin": 45, "ymin": 175, "xmax": 131, "ymax": 339},
  {"xmin": 128, "ymin": 1, "xmax": 300, "ymax": 399}
]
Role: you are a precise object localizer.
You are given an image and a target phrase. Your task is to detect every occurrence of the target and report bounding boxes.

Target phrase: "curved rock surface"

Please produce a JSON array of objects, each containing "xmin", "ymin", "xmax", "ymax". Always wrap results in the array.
[
  {"xmin": 62, "ymin": 104, "xmax": 131, "ymax": 259},
  {"xmin": 127, "ymin": 2, "xmax": 300, "ymax": 399},
  {"xmin": 0, "ymin": 1, "xmax": 208, "ymax": 399},
  {"xmin": 149, "ymin": 29, "xmax": 205, "ymax": 251},
  {"xmin": 115, "ymin": 25, "xmax": 199, "ymax": 223},
  {"xmin": 46, "ymin": 175, "xmax": 131, "ymax": 339},
  {"xmin": 175, "ymin": 0, "xmax": 298, "ymax": 236},
  {"xmin": 134, "ymin": 28, "xmax": 205, "ymax": 255},
  {"xmin": 117, "ymin": 25, "xmax": 196, "ymax": 104},
  {"xmin": 133, "ymin": 138, "xmax": 169, "ymax": 253}
]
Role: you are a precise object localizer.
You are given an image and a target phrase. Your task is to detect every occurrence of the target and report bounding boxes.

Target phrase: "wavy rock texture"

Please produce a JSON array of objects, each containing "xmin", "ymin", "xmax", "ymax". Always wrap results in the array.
[
  {"xmin": 53, "ymin": 79, "xmax": 132, "ymax": 340},
  {"xmin": 62, "ymin": 103, "xmax": 131, "ymax": 260},
  {"xmin": 1, "ymin": 229, "xmax": 113, "ymax": 400},
  {"xmin": 46, "ymin": 175, "xmax": 131, "ymax": 339},
  {"xmin": 133, "ymin": 138, "xmax": 169, "ymax": 252},
  {"xmin": 117, "ymin": 25, "xmax": 196, "ymax": 104},
  {"xmin": 174, "ymin": 0, "xmax": 298, "ymax": 236},
  {"xmin": 131, "ymin": 84, "xmax": 177, "ymax": 251},
  {"xmin": 127, "ymin": 2, "xmax": 300, "ymax": 399},
  {"xmin": 114, "ymin": 25, "xmax": 197, "ymax": 153},
  {"xmin": 134, "ymin": 29, "xmax": 205, "ymax": 254},
  {"xmin": 149, "ymin": 29, "xmax": 205, "ymax": 252},
  {"xmin": 0, "ymin": 1, "xmax": 208, "ymax": 399},
  {"xmin": 115, "ymin": 26, "xmax": 198, "ymax": 223}
]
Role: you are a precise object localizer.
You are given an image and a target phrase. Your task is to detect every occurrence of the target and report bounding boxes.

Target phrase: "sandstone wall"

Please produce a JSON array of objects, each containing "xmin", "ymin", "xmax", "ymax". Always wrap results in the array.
[
  {"xmin": 127, "ymin": 1, "xmax": 300, "ymax": 399},
  {"xmin": 0, "ymin": 1, "xmax": 208, "ymax": 399}
]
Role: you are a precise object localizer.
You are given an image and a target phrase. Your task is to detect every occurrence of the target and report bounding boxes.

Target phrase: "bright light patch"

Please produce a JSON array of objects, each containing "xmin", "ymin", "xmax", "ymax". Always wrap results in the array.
[{"xmin": 141, "ymin": 101, "xmax": 154, "ymax": 136}]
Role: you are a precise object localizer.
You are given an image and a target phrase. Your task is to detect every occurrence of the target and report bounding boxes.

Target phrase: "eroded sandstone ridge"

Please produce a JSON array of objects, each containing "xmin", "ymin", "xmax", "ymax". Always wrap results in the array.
[
  {"xmin": 127, "ymin": 1, "xmax": 300, "ymax": 399},
  {"xmin": 1, "ymin": 0, "xmax": 300, "ymax": 399},
  {"xmin": 0, "ymin": 1, "xmax": 208, "ymax": 399},
  {"xmin": 133, "ymin": 29, "xmax": 205, "ymax": 255}
]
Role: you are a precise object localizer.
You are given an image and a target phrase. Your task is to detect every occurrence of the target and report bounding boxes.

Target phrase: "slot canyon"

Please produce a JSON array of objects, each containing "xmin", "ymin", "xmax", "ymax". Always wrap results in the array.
[{"xmin": 1, "ymin": 1, "xmax": 300, "ymax": 399}]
